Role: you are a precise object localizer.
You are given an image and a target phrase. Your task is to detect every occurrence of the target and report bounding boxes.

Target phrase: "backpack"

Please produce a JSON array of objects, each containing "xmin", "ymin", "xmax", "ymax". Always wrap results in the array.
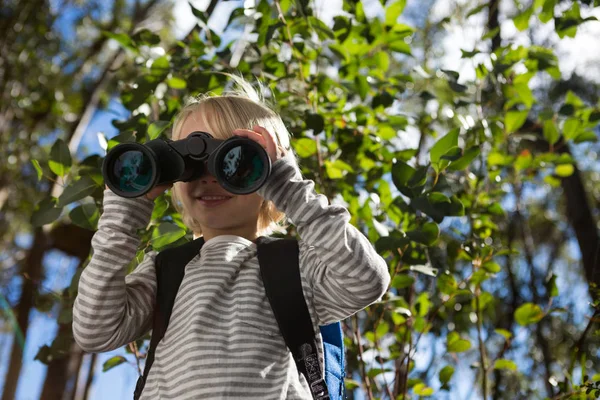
[{"xmin": 133, "ymin": 235, "xmax": 347, "ymax": 400}]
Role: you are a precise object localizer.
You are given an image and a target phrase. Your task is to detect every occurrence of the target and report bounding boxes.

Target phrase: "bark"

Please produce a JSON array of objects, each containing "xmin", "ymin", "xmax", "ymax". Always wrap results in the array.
[
  {"xmin": 40, "ymin": 256, "xmax": 89, "ymax": 400},
  {"xmin": 487, "ymin": 0, "xmax": 501, "ymax": 52},
  {"xmin": 556, "ymin": 145, "xmax": 600, "ymax": 290},
  {"xmin": 82, "ymin": 354, "xmax": 97, "ymax": 400},
  {"xmin": 1, "ymin": 228, "xmax": 47, "ymax": 400},
  {"xmin": 1, "ymin": 0, "xmax": 164, "ymax": 396}
]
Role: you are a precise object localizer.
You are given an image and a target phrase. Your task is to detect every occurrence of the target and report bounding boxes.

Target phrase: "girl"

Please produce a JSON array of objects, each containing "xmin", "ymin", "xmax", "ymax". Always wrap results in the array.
[{"xmin": 73, "ymin": 75, "xmax": 391, "ymax": 399}]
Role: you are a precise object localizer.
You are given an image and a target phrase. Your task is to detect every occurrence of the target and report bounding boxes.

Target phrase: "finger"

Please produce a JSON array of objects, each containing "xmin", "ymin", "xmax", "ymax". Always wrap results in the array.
[{"xmin": 252, "ymin": 125, "xmax": 277, "ymax": 160}]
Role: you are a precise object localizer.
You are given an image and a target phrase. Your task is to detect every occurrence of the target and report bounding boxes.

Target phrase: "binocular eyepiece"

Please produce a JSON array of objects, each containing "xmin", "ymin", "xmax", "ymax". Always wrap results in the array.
[{"xmin": 102, "ymin": 131, "xmax": 271, "ymax": 198}]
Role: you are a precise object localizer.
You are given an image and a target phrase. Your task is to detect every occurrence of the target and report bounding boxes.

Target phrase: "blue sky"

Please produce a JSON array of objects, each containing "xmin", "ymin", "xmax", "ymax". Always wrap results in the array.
[{"xmin": 3, "ymin": 0, "xmax": 600, "ymax": 399}]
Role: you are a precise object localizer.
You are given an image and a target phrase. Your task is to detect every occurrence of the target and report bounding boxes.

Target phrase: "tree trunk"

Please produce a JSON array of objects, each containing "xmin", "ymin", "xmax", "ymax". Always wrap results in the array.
[
  {"xmin": 1, "ymin": 227, "xmax": 47, "ymax": 400},
  {"xmin": 557, "ymin": 146, "xmax": 600, "ymax": 290},
  {"xmin": 82, "ymin": 353, "xmax": 97, "ymax": 400},
  {"xmin": 40, "ymin": 259, "xmax": 88, "ymax": 400}
]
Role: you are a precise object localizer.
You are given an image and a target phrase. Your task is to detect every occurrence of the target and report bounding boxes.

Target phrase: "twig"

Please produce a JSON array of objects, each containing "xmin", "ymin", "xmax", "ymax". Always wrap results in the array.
[
  {"xmin": 353, "ymin": 314, "xmax": 374, "ymax": 400},
  {"xmin": 129, "ymin": 341, "xmax": 143, "ymax": 376},
  {"xmin": 475, "ymin": 286, "xmax": 488, "ymax": 399}
]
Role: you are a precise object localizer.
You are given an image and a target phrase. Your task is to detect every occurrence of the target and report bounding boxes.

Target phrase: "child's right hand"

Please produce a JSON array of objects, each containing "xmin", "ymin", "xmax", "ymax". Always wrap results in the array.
[{"xmin": 104, "ymin": 183, "xmax": 173, "ymax": 201}]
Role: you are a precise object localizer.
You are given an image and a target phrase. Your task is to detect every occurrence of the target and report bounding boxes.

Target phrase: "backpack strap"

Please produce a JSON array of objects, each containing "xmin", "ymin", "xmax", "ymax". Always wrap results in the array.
[
  {"xmin": 133, "ymin": 236, "xmax": 205, "ymax": 400},
  {"xmin": 256, "ymin": 236, "xmax": 330, "ymax": 400}
]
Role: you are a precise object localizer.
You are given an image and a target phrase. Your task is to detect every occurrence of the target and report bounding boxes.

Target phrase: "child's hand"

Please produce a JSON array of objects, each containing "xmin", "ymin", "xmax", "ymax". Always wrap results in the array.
[{"xmin": 232, "ymin": 126, "xmax": 286, "ymax": 164}]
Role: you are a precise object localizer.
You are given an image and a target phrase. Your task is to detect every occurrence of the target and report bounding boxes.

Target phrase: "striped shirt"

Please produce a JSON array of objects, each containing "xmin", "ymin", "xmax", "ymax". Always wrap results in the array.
[{"xmin": 73, "ymin": 156, "xmax": 391, "ymax": 399}]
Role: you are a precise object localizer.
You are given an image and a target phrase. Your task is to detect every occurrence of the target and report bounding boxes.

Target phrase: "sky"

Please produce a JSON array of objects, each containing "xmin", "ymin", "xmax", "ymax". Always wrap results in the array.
[{"xmin": 3, "ymin": 0, "xmax": 600, "ymax": 399}]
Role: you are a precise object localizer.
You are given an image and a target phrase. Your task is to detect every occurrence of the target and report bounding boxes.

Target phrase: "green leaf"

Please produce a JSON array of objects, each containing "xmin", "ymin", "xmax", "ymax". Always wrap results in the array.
[
  {"xmin": 505, "ymin": 110, "xmax": 529, "ymax": 134},
  {"xmin": 377, "ymin": 125, "xmax": 397, "ymax": 140},
  {"xmin": 563, "ymin": 117, "xmax": 581, "ymax": 140},
  {"xmin": 150, "ymin": 56, "xmax": 170, "ymax": 78},
  {"xmin": 293, "ymin": 138, "xmax": 317, "ymax": 158},
  {"xmin": 539, "ymin": 0, "xmax": 556, "ymax": 23},
  {"xmin": 49, "ymin": 139, "xmax": 72, "ymax": 177},
  {"xmin": 482, "ymin": 262, "xmax": 501, "ymax": 273},
  {"xmin": 494, "ymin": 359, "xmax": 517, "ymax": 371},
  {"xmin": 411, "ymin": 193, "xmax": 464, "ymax": 223},
  {"xmin": 466, "ymin": 3, "xmax": 488, "ymax": 18},
  {"xmin": 430, "ymin": 129, "xmax": 459, "ymax": 164},
  {"xmin": 103, "ymin": 356, "xmax": 127, "ymax": 372},
  {"xmin": 515, "ymin": 303, "xmax": 544, "ymax": 326},
  {"xmin": 31, "ymin": 197, "xmax": 63, "ymax": 227},
  {"xmin": 413, "ymin": 383, "xmax": 434, "ymax": 396},
  {"xmin": 148, "ymin": 120, "xmax": 171, "ymax": 140},
  {"xmin": 385, "ymin": 0, "xmax": 407, "ymax": 26},
  {"xmin": 437, "ymin": 273, "xmax": 457, "ymax": 295},
  {"xmin": 407, "ymin": 222, "xmax": 440, "ymax": 246},
  {"xmin": 461, "ymin": 48, "xmax": 481, "ymax": 58},
  {"xmin": 482, "ymin": 27, "xmax": 500, "ymax": 41},
  {"xmin": 573, "ymin": 130, "xmax": 597, "ymax": 144},
  {"xmin": 69, "ymin": 203, "xmax": 100, "ymax": 231},
  {"xmin": 555, "ymin": 164, "xmax": 574, "ymax": 177},
  {"xmin": 367, "ymin": 367, "xmax": 392, "ymax": 379},
  {"xmin": 132, "ymin": 29, "xmax": 161, "ymax": 46},
  {"xmin": 372, "ymin": 91, "xmax": 395, "ymax": 109},
  {"xmin": 447, "ymin": 332, "xmax": 471, "ymax": 353},
  {"xmin": 325, "ymin": 160, "xmax": 353, "ymax": 179},
  {"xmin": 306, "ymin": 113, "xmax": 325, "ymax": 133},
  {"xmin": 166, "ymin": 77, "xmax": 187, "ymax": 89},
  {"xmin": 513, "ymin": 6, "xmax": 534, "ymax": 31},
  {"xmin": 57, "ymin": 177, "xmax": 98, "ymax": 207},
  {"xmin": 391, "ymin": 274, "xmax": 415, "ymax": 289},
  {"xmin": 440, "ymin": 147, "xmax": 462, "ymax": 162},
  {"xmin": 355, "ymin": 75, "xmax": 369, "ymax": 101},
  {"xmin": 514, "ymin": 150, "xmax": 533, "ymax": 171},
  {"xmin": 151, "ymin": 222, "xmax": 187, "ymax": 250},
  {"xmin": 495, "ymin": 329, "xmax": 512, "ymax": 339},
  {"xmin": 102, "ymin": 32, "xmax": 136, "ymax": 51},
  {"xmin": 543, "ymin": 119, "xmax": 560, "ymax": 145},
  {"xmin": 439, "ymin": 365, "xmax": 454, "ymax": 385},
  {"xmin": 546, "ymin": 273, "xmax": 559, "ymax": 297},
  {"xmin": 389, "ymin": 40, "xmax": 412, "ymax": 55},
  {"xmin": 391, "ymin": 160, "xmax": 415, "ymax": 190},
  {"xmin": 344, "ymin": 379, "xmax": 361, "ymax": 390},
  {"xmin": 31, "ymin": 159, "xmax": 43, "ymax": 181},
  {"xmin": 407, "ymin": 166, "xmax": 428, "ymax": 188},
  {"xmin": 448, "ymin": 147, "xmax": 480, "ymax": 171}
]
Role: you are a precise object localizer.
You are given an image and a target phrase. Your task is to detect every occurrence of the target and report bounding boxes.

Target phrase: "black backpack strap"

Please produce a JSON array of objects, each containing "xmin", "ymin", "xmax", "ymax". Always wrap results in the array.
[
  {"xmin": 133, "ymin": 236, "xmax": 205, "ymax": 400},
  {"xmin": 256, "ymin": 236, "xmax": 330, "ymax": 400}
]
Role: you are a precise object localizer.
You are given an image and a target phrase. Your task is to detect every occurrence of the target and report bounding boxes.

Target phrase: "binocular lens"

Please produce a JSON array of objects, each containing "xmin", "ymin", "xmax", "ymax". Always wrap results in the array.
[
  {"xmin": 111, "ymin": 150, "xmax": 154, "ymax": 194},
  {"xmin": 102, "ymin": 131, "xmax": 271, "ymax": 198},
  {"xmin": 220, "ymin": 144, "xmax": 265, "ymax": 191}
]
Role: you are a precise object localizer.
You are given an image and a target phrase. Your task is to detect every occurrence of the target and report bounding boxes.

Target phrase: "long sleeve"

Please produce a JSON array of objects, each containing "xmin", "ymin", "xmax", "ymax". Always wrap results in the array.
[
  {"xmin": 73, "ymin": 189, "xmax": 158, "ymax": 353},
  {"xmin": 257, "ymin": 156, "xmax": 391, "ymax": 326}
]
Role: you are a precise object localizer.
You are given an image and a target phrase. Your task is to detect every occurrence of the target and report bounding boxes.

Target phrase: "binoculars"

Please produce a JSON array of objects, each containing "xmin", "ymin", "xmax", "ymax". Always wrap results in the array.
[{"xmin": 102, "ymin": 131, "xmax": 272, "ymax": 198}]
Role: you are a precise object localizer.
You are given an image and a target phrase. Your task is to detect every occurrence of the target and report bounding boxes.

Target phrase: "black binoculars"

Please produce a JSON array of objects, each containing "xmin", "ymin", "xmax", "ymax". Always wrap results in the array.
[{"xmin": 101, "ymin": 131, "xmax": 272, "ymax": 198}]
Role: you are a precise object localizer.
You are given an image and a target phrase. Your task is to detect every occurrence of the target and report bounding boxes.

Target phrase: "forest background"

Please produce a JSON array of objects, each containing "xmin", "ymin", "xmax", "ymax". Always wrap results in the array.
[{"xmin": 1, "ymin": 0, "xmax": 600, "ymax": 399}]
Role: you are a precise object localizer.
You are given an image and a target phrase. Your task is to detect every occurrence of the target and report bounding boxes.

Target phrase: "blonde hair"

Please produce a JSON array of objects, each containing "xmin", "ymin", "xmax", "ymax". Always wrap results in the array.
[{"xmin": 170, "ymin": 74, "xmax": 302, "ymax": 238}]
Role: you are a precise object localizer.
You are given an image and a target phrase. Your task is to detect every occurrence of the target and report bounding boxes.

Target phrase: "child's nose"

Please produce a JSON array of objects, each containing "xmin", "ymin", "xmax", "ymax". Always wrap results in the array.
[{"xmin": 199, "ymin": 161, "xmax": 217, "ymax": 183}]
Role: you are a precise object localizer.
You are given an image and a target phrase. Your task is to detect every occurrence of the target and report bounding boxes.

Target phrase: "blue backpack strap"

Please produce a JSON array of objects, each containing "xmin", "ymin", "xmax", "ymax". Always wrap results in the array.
[
  {"xmin": 133, "ymin": 236, "xmax": 205, "ymax": 400},
  {"xmin": 320, "ymin": 323, "xmax": 346, "ymax": 398},
  {"xmin": 256, "ymin": 236, "xmax": 332, "ymax": 400}
]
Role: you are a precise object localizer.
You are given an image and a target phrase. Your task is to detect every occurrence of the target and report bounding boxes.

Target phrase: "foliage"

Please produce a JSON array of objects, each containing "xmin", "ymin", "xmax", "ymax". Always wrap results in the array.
[{"xmin": 5, "ymin": 0, "xmax": 600, "ymax": 399}]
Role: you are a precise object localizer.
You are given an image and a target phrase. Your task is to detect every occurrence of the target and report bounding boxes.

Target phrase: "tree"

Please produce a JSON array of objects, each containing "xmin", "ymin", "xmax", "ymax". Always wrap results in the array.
[{"xmin": 3, "ymin": 0, "xmax": 600, "ymax": 399}]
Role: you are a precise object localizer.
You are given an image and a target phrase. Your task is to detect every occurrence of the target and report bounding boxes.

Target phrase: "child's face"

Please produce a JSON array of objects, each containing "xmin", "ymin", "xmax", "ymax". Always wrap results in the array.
[{"xmin": 176, "ymin": 114, "xmax": 265, "ymax": 240}]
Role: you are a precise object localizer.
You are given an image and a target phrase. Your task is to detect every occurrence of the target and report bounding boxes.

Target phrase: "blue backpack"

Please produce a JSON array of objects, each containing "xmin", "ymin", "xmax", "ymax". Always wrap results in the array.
[{"xmin": 133, "ymin": 235, "xmax": 347, "ymax": 400}]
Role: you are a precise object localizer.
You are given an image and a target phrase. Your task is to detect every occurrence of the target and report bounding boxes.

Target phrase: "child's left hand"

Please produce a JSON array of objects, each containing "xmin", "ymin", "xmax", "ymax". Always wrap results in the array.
[{"xmin": 232, "ymin": 125, "xmax": 287, "ymax": 164}]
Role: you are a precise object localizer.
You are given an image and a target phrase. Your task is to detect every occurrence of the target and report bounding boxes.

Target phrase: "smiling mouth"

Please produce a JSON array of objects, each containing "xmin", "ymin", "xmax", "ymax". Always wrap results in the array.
[{"xmin": 196, "ymin": 196, "xmax": 233, "ymax": 207}]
